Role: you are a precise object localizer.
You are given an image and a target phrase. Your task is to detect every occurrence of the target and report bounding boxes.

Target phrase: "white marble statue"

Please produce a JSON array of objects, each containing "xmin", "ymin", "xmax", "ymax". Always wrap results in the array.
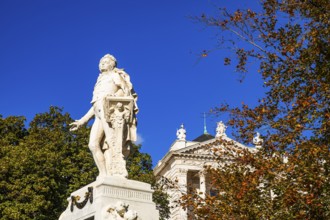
[
  {"xmin": 215, "ymin": 121, "xmax": 227, "ymax": 137},
  {"xmin": 253, "ymin": 132, "xmax": 263, "ymax": 149},
  {"xmin": 176, "ymin": 124, "xmax": 186, "ymax": 141},
  {"xmin": 70, "ymin": 54, "xmax": 138, "ymax": 178}
]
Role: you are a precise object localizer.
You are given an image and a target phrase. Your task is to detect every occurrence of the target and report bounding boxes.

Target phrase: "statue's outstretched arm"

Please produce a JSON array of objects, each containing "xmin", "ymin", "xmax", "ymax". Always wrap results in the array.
[{"xmin": 70, "ymin": 107, "xmax": 95, "ymax": 131}]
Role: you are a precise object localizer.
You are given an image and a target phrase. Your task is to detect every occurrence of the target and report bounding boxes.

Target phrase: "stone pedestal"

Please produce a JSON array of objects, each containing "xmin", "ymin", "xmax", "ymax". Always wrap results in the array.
[{"xmin": 59, "ymin": 177, "xmax": 159, "ymax": 220}]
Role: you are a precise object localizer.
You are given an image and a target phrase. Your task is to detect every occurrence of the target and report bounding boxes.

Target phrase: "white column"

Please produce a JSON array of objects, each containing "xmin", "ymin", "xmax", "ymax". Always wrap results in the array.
[
  {"xmin": 177, "ymin": 168, "xmax": 187, "ymax": 220},
  {"xmin": 199, "ymin": 171, "xmax": 206, "ymax": 199}
]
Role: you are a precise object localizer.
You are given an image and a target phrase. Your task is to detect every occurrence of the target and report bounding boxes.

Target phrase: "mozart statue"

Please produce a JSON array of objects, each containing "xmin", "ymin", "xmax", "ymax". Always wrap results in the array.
[{"xmin": 70, "ymin": 54, "xmax": 138, "ymax": 178}]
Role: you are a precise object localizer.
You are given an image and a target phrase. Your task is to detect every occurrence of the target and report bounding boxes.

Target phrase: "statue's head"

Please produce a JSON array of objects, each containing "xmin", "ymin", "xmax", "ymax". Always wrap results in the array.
[{"xmin": 99, "ymin": 54, "xmax": 117, "ymax": 72}]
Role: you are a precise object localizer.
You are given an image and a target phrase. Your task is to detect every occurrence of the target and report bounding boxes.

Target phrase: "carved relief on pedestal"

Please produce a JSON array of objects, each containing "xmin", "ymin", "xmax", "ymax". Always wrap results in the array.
[
  {"xmin": 102, "ymin": 187, "xmax": 152, "ymax": 202},
  {"xmin": 103, "ymin": 201, "xmax": 138, "ymax": 220},
  {"xmin": 103, "ymin": 96, "xmax": 135, "ymax": 177}
]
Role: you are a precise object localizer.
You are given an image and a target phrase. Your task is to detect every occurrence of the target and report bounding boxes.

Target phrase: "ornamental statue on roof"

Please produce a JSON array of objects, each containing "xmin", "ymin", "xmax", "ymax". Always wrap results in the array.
[
  {"xmin": 176, "ymin": 123, "xmax": 186, "ymax": 141},
  {"xmin": 253, "ymin": 132, "xmax": 263, "ymax": 149},
  {"xmin": 215, "ymin": 121, "xmax": 227, "ymax": 138}
]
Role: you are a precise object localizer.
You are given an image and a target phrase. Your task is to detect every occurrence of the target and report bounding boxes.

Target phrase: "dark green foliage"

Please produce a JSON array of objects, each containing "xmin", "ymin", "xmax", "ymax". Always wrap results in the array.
[
  {"xmin": 127, "ymin": 144, "xmax": 154, "ymax": 183},
  {"xmin": 0, "ymin": 107, "xmax": 97, "ymax": 219},
  {"xmin": 152, "ymin": 189, "xmax": 170, "ymax": 220},
  {"xmin": 0, "ymin": 115, "xmax": 27, "ymax": 146}
]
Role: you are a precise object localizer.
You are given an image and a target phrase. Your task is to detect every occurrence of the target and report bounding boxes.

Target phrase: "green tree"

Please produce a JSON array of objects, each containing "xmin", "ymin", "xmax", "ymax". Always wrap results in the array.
[
  {"xmin": 0, "ymin": 107, "xmax": 97, "ymax": 220},
  {"xmin": 0, "ymin": 107, "xmax": 169, "ymax": 219},
  {"xmin": 0, "ymin": 115, "xmax": 29, "ymax": 218},
  {"xmin": 0, "ymin": 107, "xmax": 96, "ymax": 219},
  {"xmin": 180, "ymin": 0, "xmax": 330, "ymax": 219},
  {"xmin": 0, "ymin": 115, "xmax": 27, "ymax": 147}
]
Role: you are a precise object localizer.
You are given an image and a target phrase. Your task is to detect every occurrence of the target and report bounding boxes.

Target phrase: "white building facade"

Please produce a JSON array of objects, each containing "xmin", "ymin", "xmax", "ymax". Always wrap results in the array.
[{"xmin": 154, "ymin": 123, "xmax": 256, "ymax": 220}]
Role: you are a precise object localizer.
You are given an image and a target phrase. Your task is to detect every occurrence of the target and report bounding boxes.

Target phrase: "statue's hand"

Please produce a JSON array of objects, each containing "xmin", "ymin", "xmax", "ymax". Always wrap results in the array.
[{"xmin": 69, "ymin": 120, "xmax": 83, "ymax": 131}]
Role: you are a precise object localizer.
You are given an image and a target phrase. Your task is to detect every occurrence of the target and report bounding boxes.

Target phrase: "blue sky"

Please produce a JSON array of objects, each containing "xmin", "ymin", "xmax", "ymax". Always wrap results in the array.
[{"xmin": 0, "ymin": 0, "xmax": 264, "ymax": 165}]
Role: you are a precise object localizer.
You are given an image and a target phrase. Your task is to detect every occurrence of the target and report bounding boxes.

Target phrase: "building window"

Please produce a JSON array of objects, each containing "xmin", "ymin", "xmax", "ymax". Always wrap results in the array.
[
  {"xmin": 187, "ymin": 170, "xmax": 200, "ymax": 193},
  {"xmin": 209, "ymin": 188, "xmax": 219, "ymax": 197}
]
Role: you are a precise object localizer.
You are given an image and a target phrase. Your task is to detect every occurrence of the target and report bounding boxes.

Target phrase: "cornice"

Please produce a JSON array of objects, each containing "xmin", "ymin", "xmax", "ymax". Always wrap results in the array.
[{"xmin": 154, "ymin": 136, "xmax": 253, "ymax": 176}]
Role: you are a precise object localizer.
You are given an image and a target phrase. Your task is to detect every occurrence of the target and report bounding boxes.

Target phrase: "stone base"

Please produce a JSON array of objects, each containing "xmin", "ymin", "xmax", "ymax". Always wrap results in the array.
[{"xmin": 59, "ymin": 177, "xmax": 159, "ymax": 220}]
